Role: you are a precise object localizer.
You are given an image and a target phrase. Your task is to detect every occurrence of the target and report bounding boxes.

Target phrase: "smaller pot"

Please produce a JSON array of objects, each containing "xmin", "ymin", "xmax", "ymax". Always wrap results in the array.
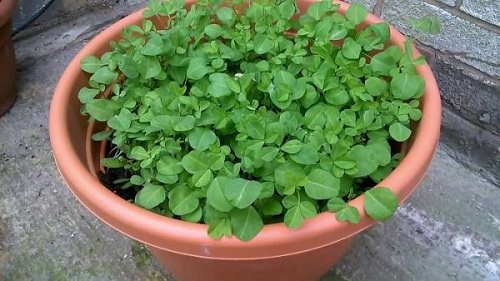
[{"xmin": 0, "ymin": 0, "xmax": 17, "ymax": 116}]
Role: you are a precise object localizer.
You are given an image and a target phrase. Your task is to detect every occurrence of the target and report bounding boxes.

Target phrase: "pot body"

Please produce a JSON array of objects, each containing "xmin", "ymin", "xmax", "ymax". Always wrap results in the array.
[
  {"xmin": 149, "ymin": 238, "xmax": 352, "ymax": 281},
  {"xmin": 0, "ymin": 0, "xmax": 17, "ymax": 116},
  {"xmin": 50, "ymin": 1, "xmax": 441, "ymax": 281}
]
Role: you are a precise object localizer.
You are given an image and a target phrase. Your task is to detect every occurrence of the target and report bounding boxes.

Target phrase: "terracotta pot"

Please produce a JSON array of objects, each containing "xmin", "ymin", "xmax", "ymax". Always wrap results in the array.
[
  {"xmin": 49, "ymin": 1, "xmax": 441, "ymax": 280},
  {"xmin": 0, "ymin": 0, "xmax": 17, "ymax": 116}
]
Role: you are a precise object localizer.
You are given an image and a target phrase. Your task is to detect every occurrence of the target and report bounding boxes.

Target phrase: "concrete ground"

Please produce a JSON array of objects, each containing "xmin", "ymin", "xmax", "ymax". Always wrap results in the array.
[{"xmin": 1, "ymin": 2, "xmax": 499, "ymax": 281}]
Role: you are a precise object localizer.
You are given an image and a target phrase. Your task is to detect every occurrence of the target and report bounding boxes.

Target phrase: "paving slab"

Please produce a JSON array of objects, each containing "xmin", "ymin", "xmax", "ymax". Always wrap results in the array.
[{"xmin": 1, "ymin": 3, "xmax": 499, "ymax": 281}]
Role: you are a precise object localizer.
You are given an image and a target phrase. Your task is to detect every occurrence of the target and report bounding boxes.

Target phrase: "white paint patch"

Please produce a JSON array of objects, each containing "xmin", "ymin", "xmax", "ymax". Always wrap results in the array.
[
  {"xmin": 452, "ymin": 235, "xmax": 500, "ymax": 280},
  {"xmin": 396, "ymin": 203, "xmax": 444, "ymax": 242},
  {"xmin": 201, "ymin": 244, "xmax": 213, "ymax": 256},
  {"xmin": 397, "ymin": 203, "xmax": 500, "ymax": 280}
]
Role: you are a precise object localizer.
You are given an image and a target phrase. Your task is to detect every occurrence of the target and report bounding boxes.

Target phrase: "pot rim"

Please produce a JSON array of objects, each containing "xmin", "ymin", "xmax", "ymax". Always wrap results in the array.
[{"xmin": 49, "ymin": 0, "xmax": 441, "ymax": 260}]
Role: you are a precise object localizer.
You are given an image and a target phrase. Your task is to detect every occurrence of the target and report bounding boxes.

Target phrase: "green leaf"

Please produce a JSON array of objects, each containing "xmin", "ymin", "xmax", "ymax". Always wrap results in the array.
[
  {"xmin": 181, "ymin": 151, "xmax": 211, "ymax": 174},
  {"xmin": 119, "ymin": 56, "xmax": 139, "ymax": 79},
  {"xmin": 92, "ymin": 130, "xmax": 111, "ymax": 141},
  {"xmin": 86, "ymin": 99, "xmax": 118, "ymax": 121},
  {"xmin": 216, "ymin": 7, "xmax": 235, "ymax": 25},
  {"xmin": 230, "ymin": 207, "xmax": 263, "ymax": 241},
  {"xmin": 281, "ymin": 140, "xmax": 303, "ymax": 154},
  {"xmin": 188, "ymin": 128, "xmax": 217, "ymax": 151},
  {"xmin": 108, "ymin": 111, "xmax": 131, "ymax": 131},
  {"xmin": 342, "ymin": 38, "xmax": 362, "ymax": 59},
  {"xmin": 346, "ymin": 3, "xmax": 367, "ymax": 25},
  {"xmin": 300, "ymin": 201, "xmax": 317, "ymax": 218},
  {"xmin": 304, "ymin": 104, "xmax": 326, "ymax": 130},
  {"xmin": 138, "ymin": 56, "xmax": 162, "ymax": 79},
  {"xmin": 370, "ymin": 50, "xmax": 398, "ymax": 75},
  {"xmin": 284, "ymin": 201, "xmax": 317, "ymax": 228},
  {"xmin": 209, "ymin": 73, "xmax": 233, "ymax": 97},
  {"xmin": 370, "ymin": 22, "xmax": 391, "ymax": 43},
  {"xmin": 173, "ymin": 116, "xmax": 195, "ymax": 132},
  {"xmin": 254, "ymin": 34, "xmax": 274, "ymax": 55},
  {"xmin": 187, "ymin": 58, "xmax": 210, "ymax": 80},
  {"xmin": 261, "ymin": 198, "xmax": 283, "ymax": 216},
  {"xmin": 78, "ymin": 87, "xmax": 100, "ymax": 104},
  {"xmin": 141, "ymin": 33, "xmax": 164, "ymax": 56},
  {"xmin": 391, "ymin": 73, "xmax": 425, "ymax": 100},
  {"xmin": 347, "ymin": 142, "xmax": 391, "ymax": 177},
  {"xmin": 304, "ymin": 169, "xmax": 340, "ymax": 200},
  {"xmin": 90, "ymin": 67, "xmax": 118, "ymax": 84},
  {"xmin": 130, "ymin": 146, "xmax": 149, "ymax": 160},
  {"xmin": 192, "ymin": 169, "xmax": 213, "ymax": 187},
  {"xmin": 364, "ymin": 187, "xmax": 398, "ymax": 220},
  {"xmin": 260, "ymin": 147, "xmax": 280, "ymax": 162},
  {"xmin": 307, "ymin": 1, "xmax": 327, "ymax": 20},
  {"xmin": 330, "ymin": 25, "xmax": 348, "ymax": 40},
  {"xmin": 284, "ymin": 206, "xmax": 304, "ymax": 228},
  {"xmin": 290, "ymin": 144, "xmax": 319, "ymax": 165},
  {"xmin": 244, "ymin": 115, "xmax": 266, "ymax": 140},
  {"xmin": 274, "ymin": 163, "xmax": 306, "ymax": 188},
  {"xmin": 135, "ymin": 184, "xmax": 166, "ymax": 209},
  {"xmin": 157, "ymin": 156, "xmax": 183, "ymax": 176},
  {"xmin": 181, "ymin": 207, "xmax": 203, "ymax": 223},
  {"xmin": 365, "ymin": 77, "xmax": 388, "ymax": 96},
  {"xmin": 80, "ymin": 55, "xmax": 101, "ymax": 73},
  {"xmin": 334, "ymin": 160, "xmax": 356, "ymax": 170},
  {"xmin": 130, "ymin": 175, "xmax": 144, "ymax": 185},
  {"xmin": 208, "ymin": 218, "xmax": 232, "ymax": 239},
  {"xmin": 101, "ymin": 158, "xmax": 125, "ymax": 168},
  {"xmin": 340, "ymin": 109, "xmax": 356, "ymax": 127},
  {"xmin": 389, "ymin": 122, "xmax": 412, "ymax": 142},
  {"xmin": 336, "ymin": 205, "xmax": 360, "ymax": 223},
  {"xmin": 207, "ymin": 177, "xmax": 234, "ymax": 212},
  {"xmin": 327, "ymin": 198, "xmax": 346, "ymax": 212},
  {"xmin": 169, "ymin": 186, "xmax": 199, "ymax": 216},
  {"xmin": 222, "ymin": 178, "xmax": 262, "ymax": 209},
  {"xmin": 205, "ymin": 24, "xmax": 223, "ymax": 38}
]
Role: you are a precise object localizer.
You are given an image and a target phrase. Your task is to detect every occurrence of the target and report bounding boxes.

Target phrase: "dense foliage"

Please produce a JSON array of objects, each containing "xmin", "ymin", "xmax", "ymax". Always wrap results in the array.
[{"xmin": 79, "ymin": 0, "xmax": 426, "ymax": 241}]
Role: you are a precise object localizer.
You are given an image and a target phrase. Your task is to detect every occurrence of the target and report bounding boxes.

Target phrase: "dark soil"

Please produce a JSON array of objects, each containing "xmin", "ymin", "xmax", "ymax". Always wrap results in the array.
[{"xmin": 100, "ymin": 168, "xmax": 137, "ymax": 201}]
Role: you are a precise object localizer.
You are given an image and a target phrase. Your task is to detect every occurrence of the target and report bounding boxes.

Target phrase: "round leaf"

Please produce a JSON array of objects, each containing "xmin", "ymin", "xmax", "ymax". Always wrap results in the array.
[
  {"xmin": 284, "ymin": 206, "xmax": 304, "ymax": 228},
  {"xmin": 90, "ymin": 67, "xmax": 118, "ymax": 85},
  {"xmin": 364, "ymin": 187, "xmax": 398, "ymax": 221},
  {"xmin": 336, "ymin": 205, "xmax": 360, "ymax": 223},
  {"xmin": 188, "ymin": 128, "xmax": 217, "ymax": 151},
  {"xmin": 327, "ymin": 198, "xmax": 346, "ymax": 212},
  {"xmin": 230, "ymin": 207, "xmax": 263, "ymax": 241},
  {"xmin": 80, "ymin": 55, "xmax": 101, "ymax": 73},
  {"xmin": 281, "ymin": 140, "xmax": 303, "ymax": 154},
  {"xmin": 135, "ymin": 184, "xmax": 166, "ymax": 209},
  {"xmin": 391, "ymin": 73, "xmax": 425, "ymax": 100},
  {"xmin": 290, "ymin": 144, "xmax": 319, "ymax": 165},
  {"xmin": 342, "ymin": 38, "xmax": 362, "ymax": 59},
  {"xmin": 365, "ymin": 77, "xmax": 388, "ymax": 96},
  {"xmin": 389, "ymin": 122, "xmax": 412, "ymax": 142},
  {"xmin": 169, "ymin": 186, "xmax": 199, "ymax": 216},
  {"xmin": 157, "ymin": 156, "xmax": 183, "ymax": 176},
  {"xmin": 254, "ymin": 34, "xmax": 274, "ymax": 54},
  {"xmin": 274, "ymin": 163, "xmax": 307, "ymax": 188},
  {"xmin": 207, "ymin": 177, "xmax": 233, "ymax": 212},
  {"xmin": 222, "ymin": 178, "xmax": 263, "ymax": 209},
  {"xmin": 346, "ymin": 3, "xmax": 368, "ymax": 25},
  {"xmin": 304, "ymin": 169, "xmax": 340, "ymax": 200}
]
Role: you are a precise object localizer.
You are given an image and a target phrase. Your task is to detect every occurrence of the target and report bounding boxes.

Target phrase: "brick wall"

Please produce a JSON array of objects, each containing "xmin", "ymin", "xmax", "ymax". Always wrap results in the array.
[{"xmin": 346, "ymin": 0, "xmax": 500, "ymax": 183}]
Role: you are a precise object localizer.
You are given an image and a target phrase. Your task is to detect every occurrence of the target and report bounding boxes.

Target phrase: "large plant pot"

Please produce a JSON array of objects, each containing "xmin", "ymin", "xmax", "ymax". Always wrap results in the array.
[
  {"xmin": 0, "ymin": 0, "xmax": 17, "ymax": 116},
  {"xmin": 49, "ymin": 1, "xmax": 441, "ymax": 280}
]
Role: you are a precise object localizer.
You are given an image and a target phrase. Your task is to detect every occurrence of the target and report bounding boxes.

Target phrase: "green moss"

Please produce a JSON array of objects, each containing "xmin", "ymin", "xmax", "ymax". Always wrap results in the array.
[{"xmin": 131, "ymin": 242, "xmax": 152, "ymax": 268}]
